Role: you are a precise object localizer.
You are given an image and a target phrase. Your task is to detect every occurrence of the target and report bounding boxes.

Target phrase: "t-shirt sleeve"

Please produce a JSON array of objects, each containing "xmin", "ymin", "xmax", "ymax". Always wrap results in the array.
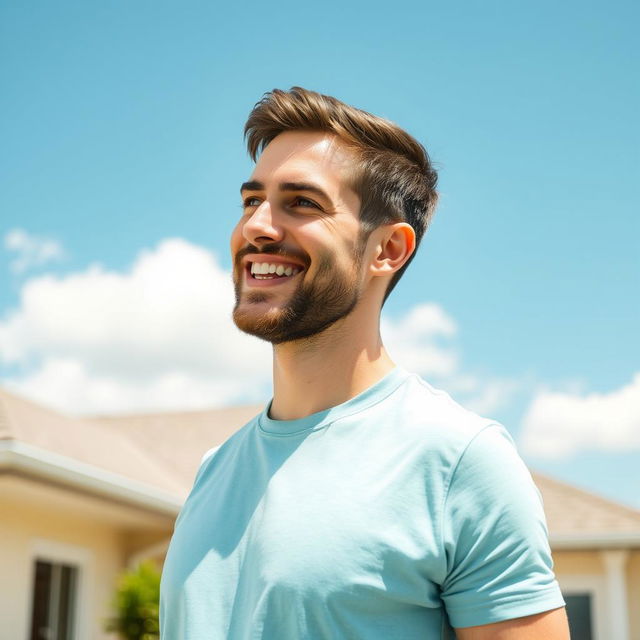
[{"xmin": 440, "ymin": 423, "xmax": 565, "ymax": 628}]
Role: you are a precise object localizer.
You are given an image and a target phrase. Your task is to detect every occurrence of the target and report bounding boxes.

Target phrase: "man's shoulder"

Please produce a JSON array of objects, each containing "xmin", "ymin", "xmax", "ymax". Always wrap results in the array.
[
  {"xmin": 195, "ymin": 412, "xmax": 263, "ymax": 476},
  {"xmin": 384, "ymin": 371, "xmax": 499, "ymax": 445},
  {"xmin": 345, "ymin": 371, "xmax": 512, "ymax": 481}
]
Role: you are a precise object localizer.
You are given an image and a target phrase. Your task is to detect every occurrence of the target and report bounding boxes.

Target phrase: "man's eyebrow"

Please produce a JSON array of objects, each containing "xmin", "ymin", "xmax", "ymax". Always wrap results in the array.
[
  {"xmin": 240, "ymin": 180, "xmax": 332, "ymax": 202},
  {"xmin": 240, "ymin": 180, "xmax": 264, "ymax": 194},
  {"xmin": 279, "ymin": 182, "xmax": 330, "ymax": 201}
]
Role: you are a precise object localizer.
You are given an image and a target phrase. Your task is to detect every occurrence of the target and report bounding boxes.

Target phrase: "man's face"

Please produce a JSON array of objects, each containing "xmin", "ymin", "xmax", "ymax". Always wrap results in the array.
[{"xmin": 231, "ymin": 131, "xmax": 367, "ymax": 344}]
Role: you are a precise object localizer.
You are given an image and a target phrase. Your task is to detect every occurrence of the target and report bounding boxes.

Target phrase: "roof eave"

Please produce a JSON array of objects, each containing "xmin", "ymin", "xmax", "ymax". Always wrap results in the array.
[
  {"xmin": 550, "ymin": 532, "xmax": 640, "ymax": 550},
  {"xmin": 0, "ymin": 440, "xmax": 182, "ymax": 517}
]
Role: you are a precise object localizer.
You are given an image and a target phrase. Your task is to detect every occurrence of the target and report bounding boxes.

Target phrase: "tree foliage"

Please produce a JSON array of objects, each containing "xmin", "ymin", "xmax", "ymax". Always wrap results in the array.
[{"xmin": 105, "ymin": 561, "xmax": 160, "ymax": 640}]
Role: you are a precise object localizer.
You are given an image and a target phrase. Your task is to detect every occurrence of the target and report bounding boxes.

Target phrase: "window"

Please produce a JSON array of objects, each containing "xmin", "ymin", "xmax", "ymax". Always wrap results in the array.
[
  {"xmin": 564, "ymin": 593, "xmax": 594, "ymax": 640},
  {"xmin": 558, "ymin": 572, "xmax": 606, "ymax": 640},
  {"xmin": 29, "ymin": 559, "xmax": 78, "ymax": 640}
]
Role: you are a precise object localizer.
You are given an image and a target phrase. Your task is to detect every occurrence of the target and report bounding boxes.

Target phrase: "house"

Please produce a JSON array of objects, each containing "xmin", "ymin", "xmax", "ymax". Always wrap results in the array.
[{"xmin": 1, "ymin": 387, "xmax": 639, "ymax": 639}]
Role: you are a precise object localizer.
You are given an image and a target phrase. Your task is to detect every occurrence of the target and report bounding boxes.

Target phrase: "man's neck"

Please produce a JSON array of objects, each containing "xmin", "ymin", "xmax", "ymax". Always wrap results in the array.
[{"xmin": 269, "ymin": 308, "xmax": 395, "ymax": 421}]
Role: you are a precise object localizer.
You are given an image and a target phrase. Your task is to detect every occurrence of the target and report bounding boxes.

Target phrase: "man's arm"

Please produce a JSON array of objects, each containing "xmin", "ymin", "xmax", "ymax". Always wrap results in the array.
[
  {"xmin": 440, "ymin": 426, "xmax": 566, "ymax": 631},
  {"xmin": 455, "ymin": 608, "xmax": 570, "ymax": 640}
]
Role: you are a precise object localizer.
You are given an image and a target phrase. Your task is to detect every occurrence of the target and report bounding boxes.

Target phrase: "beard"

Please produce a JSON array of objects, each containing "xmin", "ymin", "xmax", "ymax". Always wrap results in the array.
[{"xmin": 232, "ymin": 242, "xmax": 364, "ymax": 345}]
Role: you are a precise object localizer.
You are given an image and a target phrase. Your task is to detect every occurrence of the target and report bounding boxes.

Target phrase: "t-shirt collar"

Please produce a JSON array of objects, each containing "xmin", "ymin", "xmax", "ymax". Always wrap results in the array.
[{"xmin": 258, "ymin": 366, "xmax": 410, "ymax": 437}]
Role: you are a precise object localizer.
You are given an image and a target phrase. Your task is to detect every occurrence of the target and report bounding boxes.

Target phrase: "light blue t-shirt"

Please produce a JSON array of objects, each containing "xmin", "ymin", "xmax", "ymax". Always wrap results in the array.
[{"xmin": 160, "ymin": 368, "xmax": 564, "ymax": 639}]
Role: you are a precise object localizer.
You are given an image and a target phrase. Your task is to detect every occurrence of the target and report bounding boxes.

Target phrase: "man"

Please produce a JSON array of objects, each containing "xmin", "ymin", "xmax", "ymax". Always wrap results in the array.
[{"xmin": 160, "ymin": 87, "xmax": 569, "ymax": 639}]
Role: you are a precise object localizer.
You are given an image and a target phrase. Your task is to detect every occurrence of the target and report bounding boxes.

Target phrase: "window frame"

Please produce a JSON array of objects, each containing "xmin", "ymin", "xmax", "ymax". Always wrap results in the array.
[
  {"xmin": 27, "ymin": 538, "xmax": 92, "ymax": 640},
  {"xmin": 557, "ymin": 573, "xmax": 607, "ymax": 640}
]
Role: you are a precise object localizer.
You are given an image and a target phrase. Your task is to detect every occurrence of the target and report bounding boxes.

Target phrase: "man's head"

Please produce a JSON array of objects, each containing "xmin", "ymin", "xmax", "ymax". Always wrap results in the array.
[
  {"xmin": 232, "ymin": 87, "xmax": 438, "ymax": 344},
  {"xmin": 244, "ymin": 87, "xmax": 439, "ymax": 298}
]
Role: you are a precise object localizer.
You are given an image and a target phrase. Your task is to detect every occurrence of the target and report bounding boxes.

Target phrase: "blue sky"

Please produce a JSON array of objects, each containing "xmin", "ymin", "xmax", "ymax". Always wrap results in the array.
[{"xmin": 1, "ymin": 1, "xmax": 638, "ymax": 508}]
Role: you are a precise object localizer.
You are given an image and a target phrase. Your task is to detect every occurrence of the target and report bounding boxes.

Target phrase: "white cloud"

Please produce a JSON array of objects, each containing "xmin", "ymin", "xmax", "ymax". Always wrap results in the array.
[
  {"xmin": 8, "ymin": 357, "xmax": 257, "ymax": 416},
  {"xmin": 520, "ymin": 373, "xmax": 640, "ymax": 458},
  {"xmin": 381, "ymin": 303, "xmax": 458, "ymax": 378},
  {"xmin": 460, "ymin": 378, "xmax": 522, "ymax": 416},
  {"xmin": 381, "ymin": 305, "xmax": 516, "ymax": 416},
  {"xmin": 4, "ymin": 229, "xmax": 65, "ymax": 274},
  {"xmin": 0, "ymin": 238, "xmax": 517, "ymax": 417},
  {"xmin": 0, "ymin": 238, "xmax": 271, "ymax": 414}
]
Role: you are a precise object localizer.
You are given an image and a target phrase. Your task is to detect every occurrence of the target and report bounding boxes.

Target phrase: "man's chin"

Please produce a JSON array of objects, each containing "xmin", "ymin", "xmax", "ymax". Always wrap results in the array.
[{"xmin": 232, "ymin": 304, "xmax": 289, "ymax": 343}]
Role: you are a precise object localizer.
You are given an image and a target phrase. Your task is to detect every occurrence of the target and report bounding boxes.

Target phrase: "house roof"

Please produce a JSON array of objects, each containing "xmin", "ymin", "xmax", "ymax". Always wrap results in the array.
[
  {"xmin": 0, "ymin": 388, "xmax": 187, "ymax": 499},
  {"xmin": 2, "ymin": 386, "xmax": 640, "ymax": 546},
  {"xmin": 90, "ymin": 404, "xmax": 262, "ymax": 490},
  {"xmin": 535, "ymin": 472, "xmax": 640, "ymax": 548},
  {"xmin": 0, "ymin": 387, "xmax": 262, "ymax": 514}
]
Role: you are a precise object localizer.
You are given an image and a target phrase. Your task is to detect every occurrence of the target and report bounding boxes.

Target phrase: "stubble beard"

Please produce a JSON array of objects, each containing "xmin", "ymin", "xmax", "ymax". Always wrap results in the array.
[{"xmin": 232, "ymin": 245, "xmax": 364, "ymax": 345}]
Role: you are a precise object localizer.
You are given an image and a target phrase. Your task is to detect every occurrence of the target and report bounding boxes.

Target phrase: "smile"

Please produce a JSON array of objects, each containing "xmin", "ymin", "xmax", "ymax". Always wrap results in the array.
[
  {"xmin": 250, "ymin": 262, "xmax": 302, "ymax": 279},
  {"xmin": 242, "ymin": 260, "xmax": 306, "ymax": 288}
]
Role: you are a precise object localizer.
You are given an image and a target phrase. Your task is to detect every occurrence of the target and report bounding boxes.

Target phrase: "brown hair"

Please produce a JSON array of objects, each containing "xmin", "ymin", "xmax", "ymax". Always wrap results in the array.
[{"xmin": 244, "ymin": 87, "xmax": 438, "ymax": 301}]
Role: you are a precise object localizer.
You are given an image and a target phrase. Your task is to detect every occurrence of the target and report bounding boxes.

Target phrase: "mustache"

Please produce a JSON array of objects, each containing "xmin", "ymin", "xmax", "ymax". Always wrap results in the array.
[{"xmin": 234, "ymin": 243, "xmax": 310, "ymax": 268}]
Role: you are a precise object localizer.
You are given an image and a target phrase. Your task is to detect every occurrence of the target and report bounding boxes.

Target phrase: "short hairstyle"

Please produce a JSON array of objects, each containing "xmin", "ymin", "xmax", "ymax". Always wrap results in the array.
[{"xmin": 244, "ymin": 87, "xmax": 438, "ymax": 301}]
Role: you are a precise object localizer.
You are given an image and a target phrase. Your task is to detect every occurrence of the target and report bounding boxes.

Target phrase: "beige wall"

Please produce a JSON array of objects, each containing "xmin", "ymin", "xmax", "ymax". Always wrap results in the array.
[
  {"xmin": 628, "ymin": 550, "xmax": 640, "ymax": 640},
  {"xmin": 2, "ymin": 497, "xmax": 123, "ymax": 639},
  {"xmin": 553, "ymin": 548, "xmax": 640, "ymax": 640},
  {"xmin": 0, "ymin": 478, "xmax": 174, "ymax": 640},
  {"xmin": 553, "ymin": 549, "xmax": 603, "ymax": 575}
]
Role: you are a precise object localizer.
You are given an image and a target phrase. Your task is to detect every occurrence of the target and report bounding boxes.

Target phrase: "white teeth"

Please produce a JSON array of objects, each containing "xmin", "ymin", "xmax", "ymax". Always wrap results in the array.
[{"xmin": 250, "ymin": 262, "xmax": 302, "ymax": 278}]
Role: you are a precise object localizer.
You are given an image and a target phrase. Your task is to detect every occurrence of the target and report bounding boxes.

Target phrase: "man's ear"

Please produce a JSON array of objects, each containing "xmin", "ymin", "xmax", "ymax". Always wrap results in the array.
[{"xmin": 369, "ymin": 222, "xmax": 416, "ymax": 278}]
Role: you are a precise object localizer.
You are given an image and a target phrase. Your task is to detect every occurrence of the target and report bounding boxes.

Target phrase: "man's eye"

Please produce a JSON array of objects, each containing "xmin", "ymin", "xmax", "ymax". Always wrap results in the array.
[
  {"xmin": 292, "ymin": 196, "xmax": 319, "ymax": 209},
  {"xmin": 243, "ymin": 197, "xmax": 261, "ymax": 207}
]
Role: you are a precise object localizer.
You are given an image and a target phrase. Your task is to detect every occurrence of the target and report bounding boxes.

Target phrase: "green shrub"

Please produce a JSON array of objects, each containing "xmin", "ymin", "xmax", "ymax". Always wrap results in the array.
[{"xmin": 105, "ymin": 561, "xmax": 160, "ymax": 640}]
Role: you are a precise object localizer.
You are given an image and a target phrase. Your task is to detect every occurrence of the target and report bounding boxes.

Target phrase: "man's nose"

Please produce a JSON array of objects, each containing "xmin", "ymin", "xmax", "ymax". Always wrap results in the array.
[{"xmin": 242, "ymin": 201, "xmax": 284, "ymax": 246}]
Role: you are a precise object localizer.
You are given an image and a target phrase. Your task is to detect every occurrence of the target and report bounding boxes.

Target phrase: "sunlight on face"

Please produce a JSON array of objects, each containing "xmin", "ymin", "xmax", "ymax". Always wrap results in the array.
[{"xmin": 231, "ymin": 131, "xmax": 367, "ymax": 344}]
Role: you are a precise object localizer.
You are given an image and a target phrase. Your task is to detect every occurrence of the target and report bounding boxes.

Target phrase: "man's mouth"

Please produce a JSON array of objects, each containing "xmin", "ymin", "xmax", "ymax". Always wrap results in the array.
[{"xmin": 248, "ymin": 261, "xmax": 303, "ymax": 281}]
